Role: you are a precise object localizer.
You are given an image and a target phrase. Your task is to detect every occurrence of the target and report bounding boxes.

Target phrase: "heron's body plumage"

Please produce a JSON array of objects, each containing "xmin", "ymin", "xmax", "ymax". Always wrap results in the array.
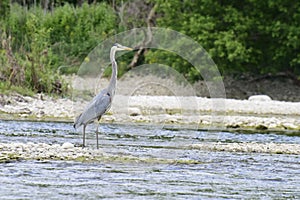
[
  {"xmin": 73, "ymin": 88, "xmax": 111, "ymax": 129},
  {"xmin": 73, "ymin": 43, "xmax": 132, "ymax": 148}
]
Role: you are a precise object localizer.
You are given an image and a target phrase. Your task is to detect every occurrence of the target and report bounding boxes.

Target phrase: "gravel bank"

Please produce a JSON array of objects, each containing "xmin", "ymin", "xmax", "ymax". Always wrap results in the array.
[
  {"xmin": 0, "ymin": 142, "xmax": 181, "ymax": 163},
  {"xmin": 190, "ymin": 142, "xmax": 300, "ymax": 155},
  {"xmin": 0, "ymin": 93, "xmax": 299, "ymax": 131},
  {"xmin": 0, "ymin": 142, "xmax": 101, "ymax": 162},
  {"xmin": 1, "ymin": 141, "xmax": 299, "ymax": 163},
  {"xmin": 0, "ymin": 142, "xmax": 174, "ymax": 163}
]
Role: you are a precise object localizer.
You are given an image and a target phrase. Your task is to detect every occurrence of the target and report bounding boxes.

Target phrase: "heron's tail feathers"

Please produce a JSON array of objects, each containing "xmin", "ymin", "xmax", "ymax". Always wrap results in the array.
[
  {"xmin": 73, "ymin": 113, "xmax": 82, "ymax": 129},
  {"xmin": 73, "ymin": 123, "xmax": 79, "ymax": 129}
]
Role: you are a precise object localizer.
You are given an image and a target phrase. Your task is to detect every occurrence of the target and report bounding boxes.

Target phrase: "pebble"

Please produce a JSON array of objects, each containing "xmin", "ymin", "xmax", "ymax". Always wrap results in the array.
[
  {"xmin": 62, "ymin": 142, "xmax": 74, "ymax": 149},
  {"xmin": 248, "ymin": 95, "xmax": 272, "ymax": 101},
  {"xmin": 281, "ymin": 122, "xmax": 298, "ymax": 129},
  {"xmin": 128, "ymin": 107, "xmax": 141, "ymax": 116}
]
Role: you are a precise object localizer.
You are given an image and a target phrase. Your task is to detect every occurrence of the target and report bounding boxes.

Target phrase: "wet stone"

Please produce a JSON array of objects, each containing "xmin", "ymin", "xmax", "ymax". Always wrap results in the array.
[{"xmin": 62, "ymin": 142, "xmax": 74, "ymax": 149}]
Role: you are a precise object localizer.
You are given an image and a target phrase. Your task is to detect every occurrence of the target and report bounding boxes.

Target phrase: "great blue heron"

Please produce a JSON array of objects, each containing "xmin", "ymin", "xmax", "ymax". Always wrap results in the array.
[{"xmin": 74, "ymin": 43, "xmax": 133, "ymax": 148}]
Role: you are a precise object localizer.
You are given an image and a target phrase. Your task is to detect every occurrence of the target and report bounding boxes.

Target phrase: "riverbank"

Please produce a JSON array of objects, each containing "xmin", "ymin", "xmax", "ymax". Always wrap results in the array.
[{"xmin": 0, "ymin": 93, "xmax": 300, "ymax": 132}]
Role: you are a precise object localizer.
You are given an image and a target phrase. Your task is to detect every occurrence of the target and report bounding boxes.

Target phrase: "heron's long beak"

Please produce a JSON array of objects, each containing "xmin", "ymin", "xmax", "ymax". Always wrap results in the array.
[
  {"xmin": 123, "ymin": 47, "xmax": 133, "ymax": 51},
  {"xmin": 119, "ymin": 44, "xmax": 133, "ymax": 51}
]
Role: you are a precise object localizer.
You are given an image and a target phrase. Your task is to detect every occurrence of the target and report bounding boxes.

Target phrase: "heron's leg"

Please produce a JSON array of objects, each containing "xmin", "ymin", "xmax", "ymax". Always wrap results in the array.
[
  {"xmin": 96, "ymin": 122, "xmax": 100, "ymax": 149},
  {"xmin": 82, "ymin": 125, "xmax": 86, "ymax": 148}
]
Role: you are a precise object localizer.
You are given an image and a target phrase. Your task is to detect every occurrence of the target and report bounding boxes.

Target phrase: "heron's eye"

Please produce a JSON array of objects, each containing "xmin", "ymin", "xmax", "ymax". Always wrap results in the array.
[{"xmin": 107, "ymin": 92, "xmax": 111, "ymax": 96}]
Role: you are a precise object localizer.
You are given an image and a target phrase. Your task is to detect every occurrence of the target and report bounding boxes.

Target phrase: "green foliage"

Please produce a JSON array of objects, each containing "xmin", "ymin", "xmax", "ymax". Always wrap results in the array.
[
  {"xmin": 0, "ymin": 0, "xmax": 10, "ymax": 21},
  {"xmin": 43, "ymin": 2, "xmax": 116, "ymax": 69},
  {"xmin": 145, "ymin": 49, "xmax": 200, "ymax": 82},
  {"xmin": 1, "ymin": 0, "xmax": 300, "ymax": 96},
  {"xmin": 0, "ymin": 81, "xmax": 35, "ymax": 96},
  {"xmin": 0, "ymin": 2, "xmax": 116, "ymax": 95},
  {"xmin": 24, "ymin": 13, "xmax": 55, "ymax": 93},
  {"xmin": 151, "ymin": 0, "xmax": 300, "ymax": 78}
]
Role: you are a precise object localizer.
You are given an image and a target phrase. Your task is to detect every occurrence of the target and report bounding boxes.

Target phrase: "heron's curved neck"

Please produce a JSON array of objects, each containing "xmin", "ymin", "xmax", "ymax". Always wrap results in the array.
[{"xmin": 108, "ymin": 48, "xmax": 118, "ymax": 95}]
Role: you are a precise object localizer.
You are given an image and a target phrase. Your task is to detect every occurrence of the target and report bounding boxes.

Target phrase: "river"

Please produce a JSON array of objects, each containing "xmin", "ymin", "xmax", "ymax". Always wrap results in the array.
[{"xmin": 0, "ymin": 120, "xmax": 299, "ymax": 199}]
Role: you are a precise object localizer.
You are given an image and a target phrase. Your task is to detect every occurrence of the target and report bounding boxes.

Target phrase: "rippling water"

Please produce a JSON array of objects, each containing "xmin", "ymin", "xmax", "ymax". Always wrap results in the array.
[{"xmin": 0, "ymin": 120, "xmax": 299, "ymax": 199}]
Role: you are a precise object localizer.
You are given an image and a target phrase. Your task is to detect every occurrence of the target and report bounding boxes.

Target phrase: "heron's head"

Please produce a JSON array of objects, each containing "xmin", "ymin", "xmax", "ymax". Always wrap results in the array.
[{"xmin": 113, "ymin": 43, "xmax": 133, "ymax": 51}]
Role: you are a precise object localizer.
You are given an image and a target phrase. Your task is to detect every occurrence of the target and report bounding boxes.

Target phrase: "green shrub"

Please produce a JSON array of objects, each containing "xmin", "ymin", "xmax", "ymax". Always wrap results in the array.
[
  {"xmin": 42, "ymin": 2, "xmax": 116, "ymax": 72},
  {"xmin": 0, "ymin": 2, "xmax": 116, "ymax": 95}
]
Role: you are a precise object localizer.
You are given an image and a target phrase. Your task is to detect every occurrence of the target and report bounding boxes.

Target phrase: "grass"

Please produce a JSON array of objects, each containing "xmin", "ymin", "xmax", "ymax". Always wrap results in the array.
[{"xmin": 0, "ymin": 81, "xmax": 35, "ymax": 96}]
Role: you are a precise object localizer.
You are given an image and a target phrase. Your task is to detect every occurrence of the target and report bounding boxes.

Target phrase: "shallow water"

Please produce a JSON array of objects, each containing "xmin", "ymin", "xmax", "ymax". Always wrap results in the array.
[{"xmin": 0, "ymin": 120, "xmax": 299, "ymax": 199}]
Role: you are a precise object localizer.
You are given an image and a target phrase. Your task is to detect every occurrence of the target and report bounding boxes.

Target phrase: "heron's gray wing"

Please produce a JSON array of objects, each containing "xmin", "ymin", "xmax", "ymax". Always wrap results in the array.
[
  {"xmin": 74, "ymin": 89, "xmax": 111, "ymax": 128},
  {"xmin": 93, "ymin": 89, "xmax": 112, "ymax": 116}
]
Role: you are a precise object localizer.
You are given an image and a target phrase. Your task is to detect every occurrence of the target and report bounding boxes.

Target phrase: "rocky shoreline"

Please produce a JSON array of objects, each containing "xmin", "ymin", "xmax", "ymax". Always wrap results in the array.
[
  {"xmin": 0, "ymin": 93, "xmax": 299, "ymax": 131},
  {"xmin": 0, "ymin": 93, "xmax": 300, "ymax": 162},
  {"xmin": 1, "ymin": 141, "xmax": 299, "ymax": 164}
]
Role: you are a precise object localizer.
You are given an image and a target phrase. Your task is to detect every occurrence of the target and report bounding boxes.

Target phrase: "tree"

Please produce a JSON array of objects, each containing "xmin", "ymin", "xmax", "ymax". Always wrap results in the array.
[{"xmin": 150, "ymin": 0, "xmax": 300, "ymax": 79}]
